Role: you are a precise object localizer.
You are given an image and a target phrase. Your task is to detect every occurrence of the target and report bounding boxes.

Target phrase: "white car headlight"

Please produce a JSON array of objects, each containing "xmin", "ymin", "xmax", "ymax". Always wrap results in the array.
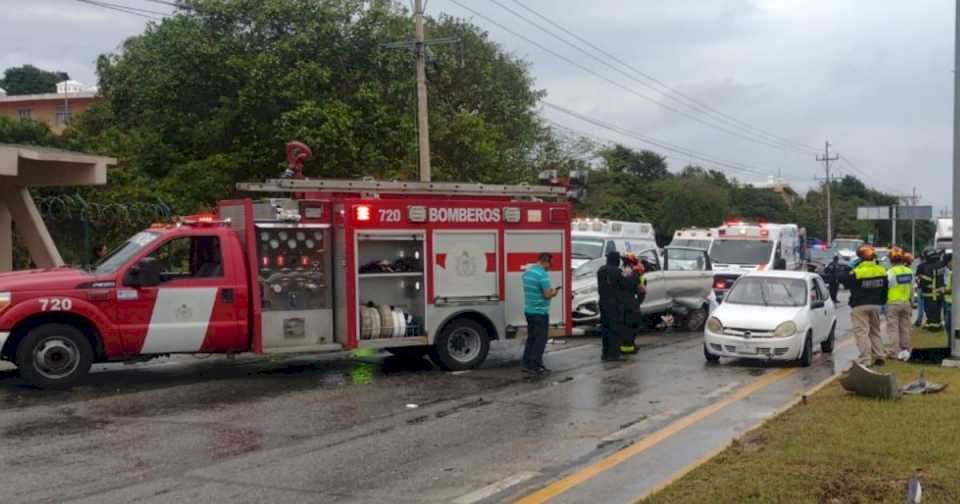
[
  {"xmin": 574, "ymin": 285, "xmax": 598, "ymax": 296},
  {"xmin": 706, "ymin": 316, "xmax": 723, "ymax": 334},
  {"xmin": 774, "ymin": 321, "xmax": 798, "ymax": 338}
]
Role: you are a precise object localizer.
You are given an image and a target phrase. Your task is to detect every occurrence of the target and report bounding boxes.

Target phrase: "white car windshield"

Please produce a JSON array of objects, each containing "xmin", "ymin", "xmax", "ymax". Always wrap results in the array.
[
  {"xmin": 573, "ymin": 239, "xmax": 605, "ymax": 261},
  {"xmin": 574, "ymin": 257, "xmax": 605, "ymax": 280},
  {"xmin": 93, "ymin": 231, "xmax": 162, "ymax": 274},
  {"xmin": 725, "ymin": 277, "xmax": 807, "ymax": 307},
  {"xmin": 709, "ymin": 240, "xmax": 773, "ymax": 265}
]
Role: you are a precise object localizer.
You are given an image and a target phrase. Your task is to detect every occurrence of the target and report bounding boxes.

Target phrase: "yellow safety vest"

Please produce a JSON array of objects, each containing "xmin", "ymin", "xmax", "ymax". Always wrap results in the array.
[
  {"xmin": 946, "ymin": 269, "xmax": 953, "ymax": 305},
  {"xmin": 888, "ymin": 265, "xmax": 913, "ymax": 303}
]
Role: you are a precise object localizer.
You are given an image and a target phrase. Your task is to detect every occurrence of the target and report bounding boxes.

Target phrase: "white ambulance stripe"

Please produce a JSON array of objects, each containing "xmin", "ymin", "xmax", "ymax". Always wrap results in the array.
[{"xmin": 141, "ymin": 288, "xmax": 218, "ymax": 354}]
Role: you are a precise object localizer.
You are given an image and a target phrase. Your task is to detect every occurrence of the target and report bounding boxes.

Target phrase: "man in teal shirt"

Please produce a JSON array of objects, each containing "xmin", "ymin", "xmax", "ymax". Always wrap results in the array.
[{"xmin": 522, "ymin": 253, "xmax": 561, "ymax": 375}]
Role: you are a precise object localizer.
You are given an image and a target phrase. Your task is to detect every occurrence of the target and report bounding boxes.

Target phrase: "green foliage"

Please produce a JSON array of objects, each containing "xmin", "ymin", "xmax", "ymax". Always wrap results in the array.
[
  {"xmin": 652, "ymin": 176, "xmax": 729, "ymax": 243},
  {"xmin": 72, "ymin": 0, "xmax": 547, "ymax": 212},
  {"xmin": 0, "ymin": 116, "xmax": 62, "ymax": 147},
  {"xmin": 0, "ymin": 65, "xmax": 69, "ymax": 95},
  {"xmin": 599, "ymin": 144, "xmax": 669, "ymax": 179}
]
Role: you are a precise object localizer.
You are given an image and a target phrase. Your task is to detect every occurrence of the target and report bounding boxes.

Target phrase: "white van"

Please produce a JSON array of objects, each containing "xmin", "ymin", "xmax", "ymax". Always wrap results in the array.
[
  {"xmin": 936, "ymin": 218, "xmax": 953, "ymax": 252},
  {"xmin": 670, "ymin": 227, "xmax": 717, "ymax": 250},
  {"xmin": 571, "ymin": 219, "xmax": 657, "ymax": 268},
  {"xmin": 708, "ymin": 222, "xmax": 801, "ymax": 300}
]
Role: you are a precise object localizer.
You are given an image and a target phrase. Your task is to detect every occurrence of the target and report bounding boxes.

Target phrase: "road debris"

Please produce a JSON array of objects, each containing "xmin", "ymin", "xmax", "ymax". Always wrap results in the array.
[{"xmin": 840, "ymin": 362, "xmax": 900, "ymax": 399}]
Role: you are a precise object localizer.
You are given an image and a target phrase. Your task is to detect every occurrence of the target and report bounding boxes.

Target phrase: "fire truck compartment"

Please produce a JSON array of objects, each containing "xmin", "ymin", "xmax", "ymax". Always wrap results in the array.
[{"xmin": 355, "ymin": 232, "xmax": 427, "ymax": 347}]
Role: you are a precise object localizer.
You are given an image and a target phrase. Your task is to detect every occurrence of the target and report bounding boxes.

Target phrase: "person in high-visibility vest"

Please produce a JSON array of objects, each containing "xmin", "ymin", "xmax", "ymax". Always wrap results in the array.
[
  {"xmin": 942, "ymin": 253, "xmax": 953, "ymax": 340},
  {"xmin": 885, "ymin": 248, "xmax": 914, "ymax": 358},
  {"xmin": 849, "ymin": 245, "xmax": 889, "ymax": 366},
  {"xmin": 917, "ymin": 248, "xmax": 945, "ymax": 330},
  {"xmin": 619, "ymin": 253, "xmax": 646, "ymax": 354}
]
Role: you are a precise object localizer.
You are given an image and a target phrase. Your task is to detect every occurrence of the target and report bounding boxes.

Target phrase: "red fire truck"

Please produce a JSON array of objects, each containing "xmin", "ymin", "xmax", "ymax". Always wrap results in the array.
[{"xmin": 0, "ymin": 177, "xmax": 573, "ymax": 388}]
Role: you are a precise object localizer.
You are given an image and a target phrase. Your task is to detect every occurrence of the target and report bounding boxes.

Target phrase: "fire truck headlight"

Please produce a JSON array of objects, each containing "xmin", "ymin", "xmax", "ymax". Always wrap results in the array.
[{"xmin": 0, "ymin": 292, "xmax": 10, "ymax": 314}]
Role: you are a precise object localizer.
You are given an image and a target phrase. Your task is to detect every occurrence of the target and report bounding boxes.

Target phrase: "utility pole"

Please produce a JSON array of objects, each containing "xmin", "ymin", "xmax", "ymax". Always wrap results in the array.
[
  {"xmin": 817, "ymin": 142, "xmax": 839, "ymax": 244},
  {"xmin": 414, "ymin": 0, "xmax": 431, "ymax": 182},
  {"xmin": 383, "ymin": 2, "xmax": 460, "ymax": 183},
  {"xmin": 911, "ymin": 187, "xmax": 919, "ymax": 255}
]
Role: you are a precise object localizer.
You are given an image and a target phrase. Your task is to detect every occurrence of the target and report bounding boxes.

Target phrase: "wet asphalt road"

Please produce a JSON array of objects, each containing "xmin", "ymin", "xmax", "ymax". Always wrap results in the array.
[{"xmin": 0, "ymin": 303, "xmax": 856, "ymax": 504}]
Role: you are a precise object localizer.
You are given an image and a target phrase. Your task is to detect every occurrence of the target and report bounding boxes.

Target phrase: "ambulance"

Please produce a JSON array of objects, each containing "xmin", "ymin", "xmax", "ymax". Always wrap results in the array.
[
  {"xmin": 708, "ymin": 221, "xmax": 801, "ymax": 301},
  {"xmin": 0, "ymin": 150, "xmax": 574, "ymax": 388},
  {"xmin": 571, "ymin": 219, "xmax": 657, "ymax": 269}
]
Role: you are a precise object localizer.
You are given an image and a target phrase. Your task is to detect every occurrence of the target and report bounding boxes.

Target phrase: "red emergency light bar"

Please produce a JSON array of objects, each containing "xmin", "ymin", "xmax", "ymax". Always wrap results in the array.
[
  {"xmin": 180, "ymin": 213, "xmax": 228, "ymax": 226},
  {"xmin": 355, "ymin": 205, "xmax": 371, "ymax": 222}
]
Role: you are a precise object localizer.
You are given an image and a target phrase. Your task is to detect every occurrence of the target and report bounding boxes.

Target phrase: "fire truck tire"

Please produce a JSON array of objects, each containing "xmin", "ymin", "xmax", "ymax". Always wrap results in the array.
[
  {"xmin": 15, "ymin": 324, "xmax": 93, "ymax": 389},
  {"xmin": 429, "ymin": 319, "xmax": 490, "ymax": 371}
]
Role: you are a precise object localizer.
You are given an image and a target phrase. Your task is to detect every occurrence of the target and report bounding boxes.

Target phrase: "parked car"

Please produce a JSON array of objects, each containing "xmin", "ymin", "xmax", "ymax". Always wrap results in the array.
[
  {"xmin": 703, "ymin": 271, "xmax": 837, "ymax": 366},
  {"xmin": 571, "ymin": 247, "xmax": 714, "ymax": 331}
]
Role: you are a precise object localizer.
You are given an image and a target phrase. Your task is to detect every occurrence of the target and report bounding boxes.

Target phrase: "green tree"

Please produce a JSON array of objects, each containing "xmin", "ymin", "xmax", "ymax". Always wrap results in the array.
[
  {"xmin": 76, "ymin": 0, "xmax": 548, "ymax": 211},
  {"xmin": 652, "ymin": 176, "xmax": 729, "ymax": 242},
  {"xmin": 0, "ymin": 65, "xmax": 69, "ymax": 95},
  {"xmin": 599, "ymin": 144, "xmax": 669, "ymax": 179}
]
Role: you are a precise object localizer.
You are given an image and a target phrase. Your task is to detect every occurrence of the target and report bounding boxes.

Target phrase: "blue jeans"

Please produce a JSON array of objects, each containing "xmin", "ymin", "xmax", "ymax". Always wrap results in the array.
[
  {"xmin": 523, "ymin": 313, "xmax": 549, "ymax": 369},
  {"xmin": 914, "ymin": 295, "xmax": 925, "ymax": 326}
]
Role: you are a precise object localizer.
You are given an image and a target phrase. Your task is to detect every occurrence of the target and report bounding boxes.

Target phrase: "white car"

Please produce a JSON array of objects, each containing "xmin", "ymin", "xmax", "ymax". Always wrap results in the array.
[{"xmin": 703, "ymin": 271, "xmax": 837, "ymax": 366}]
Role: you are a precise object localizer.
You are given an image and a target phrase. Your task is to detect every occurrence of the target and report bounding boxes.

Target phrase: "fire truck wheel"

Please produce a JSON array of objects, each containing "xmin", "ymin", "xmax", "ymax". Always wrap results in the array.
[
  {"xmin": 430, "ymin": 319, "xmax": 490, "ymax": 371},
  {"xmin": 16, "ymin": 324, "xmax": 93, "ymax": 389}
]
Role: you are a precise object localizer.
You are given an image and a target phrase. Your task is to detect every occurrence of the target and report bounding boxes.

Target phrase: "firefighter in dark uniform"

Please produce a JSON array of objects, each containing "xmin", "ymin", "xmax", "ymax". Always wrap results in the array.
[
  {"xmin": 597, "ymin": 251, "xmax": 625, "ymax": 361},
  {"xmin": 823, "ymin": 254, "xmax": 843, "ymax": 303},
  {"xmin": 917, "ymin": 248, "xmax": 945, "ymax": 330},
  {"xmin": 619, "ymin": 253, "xmax": 647, "ymax": 355}
]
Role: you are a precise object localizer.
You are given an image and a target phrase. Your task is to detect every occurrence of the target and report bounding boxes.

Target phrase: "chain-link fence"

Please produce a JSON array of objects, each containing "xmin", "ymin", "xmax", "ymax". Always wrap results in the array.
[{"xmin": 12, "ymin": 194, "xmax": 172, "ymax": 270}]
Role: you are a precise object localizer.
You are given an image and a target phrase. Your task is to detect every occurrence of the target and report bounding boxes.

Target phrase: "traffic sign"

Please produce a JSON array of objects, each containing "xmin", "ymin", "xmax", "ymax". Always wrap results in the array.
[
  {"xmin": 857, "ymin": 206, "xmax": 890, "ymax": 220},
  {"xmin": 898, "ymin": 205, "xmax": 933, "ymax": 220}
]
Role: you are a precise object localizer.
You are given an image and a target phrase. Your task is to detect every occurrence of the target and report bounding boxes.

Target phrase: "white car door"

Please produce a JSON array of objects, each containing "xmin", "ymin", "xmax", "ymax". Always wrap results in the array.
[
  {"xmin": 815, "ymin": 277, "xmax": 836, "ymax": 334},
  {"xmin": 808, "ymin": 278, "xmax": 830, "ymax": 341},
  {"xmin": 638, "ymin": 248, "xmax": 670, "ymax": 314}
]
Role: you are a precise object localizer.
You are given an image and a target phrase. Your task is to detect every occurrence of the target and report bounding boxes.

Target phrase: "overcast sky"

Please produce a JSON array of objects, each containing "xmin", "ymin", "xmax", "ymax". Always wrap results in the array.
[{"xmin": 4, "ymin": 0, "xmax": 956, "ymax": 213}]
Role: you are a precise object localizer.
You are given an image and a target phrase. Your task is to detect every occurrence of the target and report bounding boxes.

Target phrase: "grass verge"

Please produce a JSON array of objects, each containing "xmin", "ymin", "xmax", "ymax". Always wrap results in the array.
[
  {"xmin": 642, "ymin": 361, "xmax": 960, "ymax": 504},
  {"xmin": 913, "ymin": 327, "xmax": 949, "ymax": 350}
]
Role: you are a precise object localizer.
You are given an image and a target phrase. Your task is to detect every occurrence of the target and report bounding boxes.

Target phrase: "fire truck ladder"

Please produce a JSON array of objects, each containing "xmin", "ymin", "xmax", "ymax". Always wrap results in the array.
[{"xmin": 237, "ymin": 178, "xmax": 569, "ymax": 200}]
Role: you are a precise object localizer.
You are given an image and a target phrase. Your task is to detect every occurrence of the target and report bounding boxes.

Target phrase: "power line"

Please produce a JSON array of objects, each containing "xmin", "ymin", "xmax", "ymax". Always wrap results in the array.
[
  {"xmin": 542, "ymin": 101, "xmax": 808, "ymax": 183},
  {"xmin": 446, "ymin": 0, "xmax": 816, "ymax": 157},
  {"xmin": 138, "ymin": 0, "xmax": 190, "ymax": 8},
  {"xmin": 75, "ymin": 0, "xmax": 164, "ymax": 20},
  {"xmin": 496, "ymin": 0, "xmax": 819, "ymax": 155}
]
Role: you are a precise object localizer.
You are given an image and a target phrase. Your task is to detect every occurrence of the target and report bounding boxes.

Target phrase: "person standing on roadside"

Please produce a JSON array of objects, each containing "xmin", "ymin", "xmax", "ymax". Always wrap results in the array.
[
  {"xmin": 849, "ymin": 245, "xmax": 889, "ymax": 366},
  {"xmin": 942, "ymin": 253, "xmax": 953, "ymax": 341},
  {"xmin": 885, "ymin": 248, "xmax": 914, "ymax": 359},
  {"xmin": 823, "ymin": 254, "xmax": 842, "ymax": 303},
  {"xmin": 521, "ymin": 253, "xmax": 560, "ymax": 375},
  {"xmin": 597, "ymin": 251, "xmax": 624, "ymax": 362},
  {"xmin": 619, "ymin": 253, "xmax": 646, "ymax": 355},
  {"xmin": 917, "ymin": 249, "xmax": 945, "ymax": 330}
]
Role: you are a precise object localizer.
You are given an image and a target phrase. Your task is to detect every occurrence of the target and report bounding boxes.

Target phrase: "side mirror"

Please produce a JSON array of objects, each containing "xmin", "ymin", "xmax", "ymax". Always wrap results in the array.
[
  {"xmin": 125, "ymin": 257, "xmax": 161, "ymax": 287},
  {"xmin": 811, "ymin": 300, "xmax": 825, "ymax": 309}
]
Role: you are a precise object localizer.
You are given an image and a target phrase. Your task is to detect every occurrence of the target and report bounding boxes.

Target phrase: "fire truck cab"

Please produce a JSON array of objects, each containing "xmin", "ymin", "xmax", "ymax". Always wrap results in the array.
[{"xmin": 0, "ymin": 178, "xmax": 572, "ymax": 388}]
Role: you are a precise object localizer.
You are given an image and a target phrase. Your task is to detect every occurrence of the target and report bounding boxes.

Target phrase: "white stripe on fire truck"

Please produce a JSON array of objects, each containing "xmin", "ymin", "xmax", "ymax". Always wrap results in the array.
[{"xmin": 140, "ymin": 288, "xmax": 218, "ymax": 354}]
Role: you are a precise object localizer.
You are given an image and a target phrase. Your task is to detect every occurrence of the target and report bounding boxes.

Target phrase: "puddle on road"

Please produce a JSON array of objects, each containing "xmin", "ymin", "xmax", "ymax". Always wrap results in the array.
[{"xmin": 4, "ymin": 413, "xmax": 111, "ymax": 438}]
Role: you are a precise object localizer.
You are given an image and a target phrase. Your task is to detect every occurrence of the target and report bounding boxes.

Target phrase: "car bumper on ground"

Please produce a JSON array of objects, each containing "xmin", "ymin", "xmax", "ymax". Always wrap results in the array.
[{"xmin": 704, "ymin": 329, "xmax": 804, "ymax": 361}]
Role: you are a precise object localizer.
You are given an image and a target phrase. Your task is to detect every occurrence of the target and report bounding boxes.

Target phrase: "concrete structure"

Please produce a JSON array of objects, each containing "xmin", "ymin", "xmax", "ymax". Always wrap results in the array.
[
  {"xmin": 0, "ymin": 80, "xmax": 101, "ymax": 134},
  {"xmin": 0, "ymin": 144, "xmax": 115, "ymax": 271}
]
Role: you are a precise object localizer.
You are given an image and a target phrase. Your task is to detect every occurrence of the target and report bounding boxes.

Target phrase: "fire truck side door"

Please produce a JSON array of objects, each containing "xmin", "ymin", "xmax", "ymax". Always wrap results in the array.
[{"xmin": 118, "ymin": 233, "xmax": 244, "ymax": 354}]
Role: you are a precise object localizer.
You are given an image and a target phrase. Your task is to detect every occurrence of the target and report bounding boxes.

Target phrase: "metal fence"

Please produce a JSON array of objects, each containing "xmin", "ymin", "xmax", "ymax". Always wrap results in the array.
[{"xmin": 12, "ymin": 194, "xmax": 172, "ymax": 269}]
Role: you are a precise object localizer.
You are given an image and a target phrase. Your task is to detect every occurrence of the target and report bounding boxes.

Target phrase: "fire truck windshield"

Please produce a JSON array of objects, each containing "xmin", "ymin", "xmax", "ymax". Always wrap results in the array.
[
  {"xmin": 709, "ymin": 239, "xmax": 774, "ymax": 265},
  {"xmin": 93, "ymin": 231, "xmax": 162, "ymax": 274}
]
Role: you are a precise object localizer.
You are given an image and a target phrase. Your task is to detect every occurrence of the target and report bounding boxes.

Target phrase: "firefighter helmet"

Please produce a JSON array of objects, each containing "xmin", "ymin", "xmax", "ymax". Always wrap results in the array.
[
  {"xmin": 856, "ymin": 245, "xmax": 876, "ymax": 261},
  {"xmin": 904, "ymin": 252, "xmax": 914, "ymax": 264}
]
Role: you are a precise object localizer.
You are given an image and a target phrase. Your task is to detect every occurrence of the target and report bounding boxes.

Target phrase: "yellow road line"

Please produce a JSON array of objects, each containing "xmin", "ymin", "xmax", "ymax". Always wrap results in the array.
[
  {"xmin": 514, "ymin": 366, "xmax": 799, "ymax": 504},
  {"xmin": 634, "ymin": 339, "xmax": 855, "ymax": 502}
]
